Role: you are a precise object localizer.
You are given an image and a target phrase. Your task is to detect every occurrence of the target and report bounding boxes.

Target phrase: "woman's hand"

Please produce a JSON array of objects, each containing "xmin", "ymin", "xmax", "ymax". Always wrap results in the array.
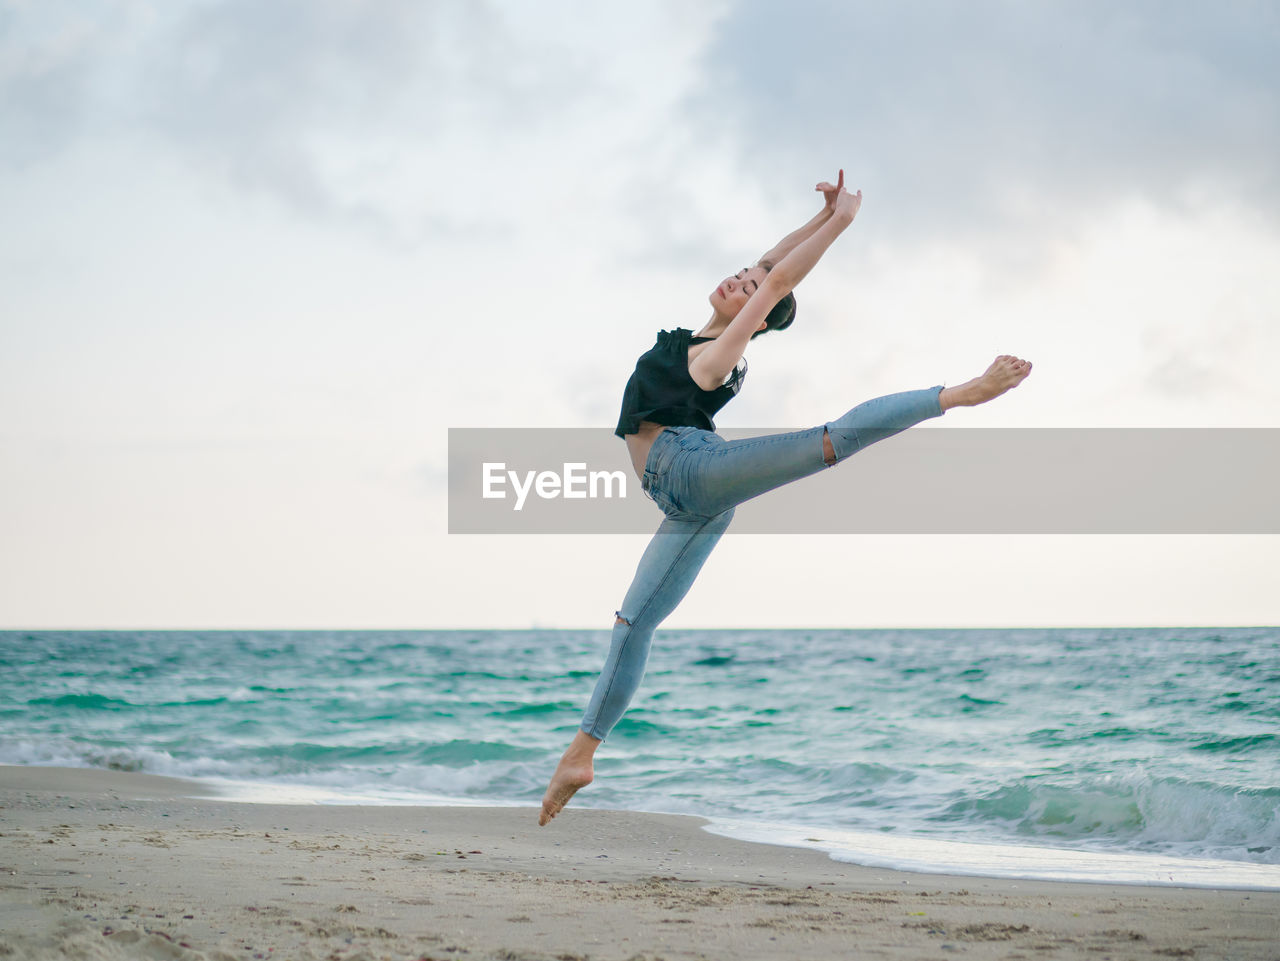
[
  {"xmin": 816, "ymin": 169, "xmax": 844, "ymax": 212},
  {"xmin": 833, "ymin": 185, "xmax": 862, "ymax": 223},
  {"xmin": 758, "ymin": 171, "xmax": 855, "ymax": 267}
]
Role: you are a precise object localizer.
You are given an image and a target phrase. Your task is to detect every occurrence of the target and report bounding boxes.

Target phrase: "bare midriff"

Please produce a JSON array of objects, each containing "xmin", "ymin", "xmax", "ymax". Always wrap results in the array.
[{"xmin": 623, "ymin": 421, "xmax": 667, "ymax": 481}]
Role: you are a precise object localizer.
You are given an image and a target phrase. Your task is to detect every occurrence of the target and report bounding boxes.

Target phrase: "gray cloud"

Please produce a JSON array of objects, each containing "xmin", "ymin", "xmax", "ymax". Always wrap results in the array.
[
  {"xmin": 691, "ymin": 1, "xmax": 1280, "ymax": 241},
  {"xmin": 134, "ymin": 0, "xmax": 582, "ymax": 240},
  {"xmin": 0, "ymin": 1, "xmax": 104, "ymax": 166},
  {"xmin": 7, "ymin": 1, "xmax": 1276, "ymax": 261},
  {"xmin": 0, "ymin": 1, "xmax": 603, "ymax": 241}
]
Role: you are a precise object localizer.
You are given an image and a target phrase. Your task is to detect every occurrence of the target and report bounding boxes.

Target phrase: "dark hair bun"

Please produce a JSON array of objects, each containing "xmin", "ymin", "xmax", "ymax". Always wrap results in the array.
[
  {"xmin": 772, "ymin": 292, "xmax": 796, "ymax": 331},
  {"xmin": 752, "ymin": 292, "xmax": 796, "ymax": 339}
]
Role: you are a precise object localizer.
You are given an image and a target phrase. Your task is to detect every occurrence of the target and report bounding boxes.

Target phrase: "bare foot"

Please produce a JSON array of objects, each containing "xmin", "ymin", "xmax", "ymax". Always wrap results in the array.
[
  {"xmin": 539, "ymin": 758, "xmax": 593, "ymax": 825},
  {"xmin": 940, "ymin": 355, "xmax": 1032, "ymax": 410},
  {"xmin": 538, "ymin": 730, "xmax": 600, "ymax": 826}
]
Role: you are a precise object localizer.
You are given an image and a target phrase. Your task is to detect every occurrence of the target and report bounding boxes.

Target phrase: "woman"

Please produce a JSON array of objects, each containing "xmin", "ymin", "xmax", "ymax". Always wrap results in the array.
[{"xmin": 539, "ymin": 172, "xmax": 1031, "ymax": 826}]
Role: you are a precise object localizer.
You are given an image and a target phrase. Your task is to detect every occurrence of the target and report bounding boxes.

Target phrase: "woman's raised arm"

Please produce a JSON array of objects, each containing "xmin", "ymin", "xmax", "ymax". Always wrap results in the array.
[
  {"xmin": 689, "ymin": 186, "xmax": 861, "ymax": 390},
  {"xmin": 767, "ymin": 186, "xmax": 860, "ymax": 291},
  {"xmin": 756, "ymin": 170, "xmax": 845, "ymax": 267}
]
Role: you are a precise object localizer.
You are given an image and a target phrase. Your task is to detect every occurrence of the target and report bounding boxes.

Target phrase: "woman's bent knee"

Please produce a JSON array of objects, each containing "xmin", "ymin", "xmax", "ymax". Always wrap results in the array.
[{"xmin": 822, "ymin": 427, "xmax": 836, "ymax": 466}]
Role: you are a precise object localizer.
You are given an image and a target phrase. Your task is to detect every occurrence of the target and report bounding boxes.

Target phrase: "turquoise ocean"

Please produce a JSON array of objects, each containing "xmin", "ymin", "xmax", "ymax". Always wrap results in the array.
[{"xmin": 3, "ymin": 628, "xmax": 1278, "ymax": 889}]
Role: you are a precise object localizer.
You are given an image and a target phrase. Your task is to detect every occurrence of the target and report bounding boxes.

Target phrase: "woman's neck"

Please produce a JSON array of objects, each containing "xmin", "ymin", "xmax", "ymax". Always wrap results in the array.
[{"xmin": 695, "ymin": 310, "xmax": 732, "ymax": 339}]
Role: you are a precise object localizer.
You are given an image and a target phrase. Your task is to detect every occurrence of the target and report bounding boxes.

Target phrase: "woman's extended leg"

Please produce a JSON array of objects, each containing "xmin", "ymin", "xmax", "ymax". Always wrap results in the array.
[
  {"xmin": 539, "ymin": 507, "xmax": 735, "ymax": 825},
  {"xmin": 671, "ymin": 385, "xmax": 947, "ymax": 519},
  {"xmin": 671, "ymin": 355, "xmax": 1033, "ymax": 518}
]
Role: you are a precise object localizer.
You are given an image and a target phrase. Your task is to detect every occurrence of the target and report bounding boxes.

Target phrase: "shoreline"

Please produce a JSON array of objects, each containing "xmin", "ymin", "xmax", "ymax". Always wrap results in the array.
[
  {"xmin": 13, "ymin": 763, "xmax": 1277, "ymax": 892},
  {"xmin": 2, "ymin": 765, "xmax": 1278, "ymax": 960}
]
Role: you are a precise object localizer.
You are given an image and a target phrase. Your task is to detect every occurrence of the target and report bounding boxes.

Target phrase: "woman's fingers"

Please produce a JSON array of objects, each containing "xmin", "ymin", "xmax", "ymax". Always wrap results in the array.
[
  {"xmin": 819, "ymin": 169, "xmax": 847, "ymax": 211},
  {"xmin": 816, "ymin": 170, "xmax": 846, "ymax": 191},
  {"xmin": 835, "ymin": 187, "xmax": 862, "ymax": 219}
]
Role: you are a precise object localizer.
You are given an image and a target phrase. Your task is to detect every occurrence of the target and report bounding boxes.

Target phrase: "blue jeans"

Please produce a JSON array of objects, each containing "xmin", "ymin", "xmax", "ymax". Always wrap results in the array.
[{"xmin": 580, "ymin": 385, "xmax": 946, "ymax": 740}]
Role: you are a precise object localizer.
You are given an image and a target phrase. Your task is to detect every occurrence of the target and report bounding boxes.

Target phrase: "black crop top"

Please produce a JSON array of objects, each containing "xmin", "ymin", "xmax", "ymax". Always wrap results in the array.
[{"xmin": 614, "ymin": 327, "xmax": 747, "ymax": 438}]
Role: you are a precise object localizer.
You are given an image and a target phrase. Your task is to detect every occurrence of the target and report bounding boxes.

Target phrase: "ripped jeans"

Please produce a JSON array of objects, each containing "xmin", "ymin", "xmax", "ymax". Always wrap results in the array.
[{"xmin": 580, "ymin": 385, "xmax": 946, "ymax": 740}]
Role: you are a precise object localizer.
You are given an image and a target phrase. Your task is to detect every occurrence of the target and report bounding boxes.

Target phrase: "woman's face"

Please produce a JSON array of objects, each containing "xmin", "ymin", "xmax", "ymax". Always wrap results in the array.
[{"xmin": 710, "ymin": 266, "xmax": 767, "ymax": 317}]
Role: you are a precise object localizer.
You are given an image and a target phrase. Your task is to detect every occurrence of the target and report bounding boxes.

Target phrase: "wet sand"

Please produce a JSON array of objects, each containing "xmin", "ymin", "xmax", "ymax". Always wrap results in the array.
[{"xmin": 1, "ymin": 765, "xmax": 1276, "ymax": 960}]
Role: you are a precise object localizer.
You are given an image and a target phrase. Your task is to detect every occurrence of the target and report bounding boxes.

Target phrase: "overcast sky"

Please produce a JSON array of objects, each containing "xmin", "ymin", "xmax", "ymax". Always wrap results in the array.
[{"xmin": 2, "ymin": 0, "xmax": 1277, "ymax": 629}]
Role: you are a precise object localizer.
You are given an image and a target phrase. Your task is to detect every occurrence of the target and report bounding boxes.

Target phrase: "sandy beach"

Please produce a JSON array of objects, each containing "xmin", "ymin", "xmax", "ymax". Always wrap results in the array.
[{"xmin": 0, "ymin": 766, "xmax": 1276, "ymax": 961}]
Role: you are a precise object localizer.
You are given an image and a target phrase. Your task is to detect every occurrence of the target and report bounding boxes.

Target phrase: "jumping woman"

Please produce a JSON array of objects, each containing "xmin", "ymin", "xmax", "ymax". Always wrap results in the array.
[{"xmin": 539, "ymin": 171, "xmax": 1032, "ymax": 826}]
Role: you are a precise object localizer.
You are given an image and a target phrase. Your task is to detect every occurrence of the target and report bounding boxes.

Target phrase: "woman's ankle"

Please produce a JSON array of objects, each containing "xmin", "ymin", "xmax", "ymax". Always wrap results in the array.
[
  {"xmin": 567, "ymin": 728, "xmax": 603, "ymax": 759},
  {"xmin": 939, "ymin": 381, "xmax": 975, "ymax": 411}
]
